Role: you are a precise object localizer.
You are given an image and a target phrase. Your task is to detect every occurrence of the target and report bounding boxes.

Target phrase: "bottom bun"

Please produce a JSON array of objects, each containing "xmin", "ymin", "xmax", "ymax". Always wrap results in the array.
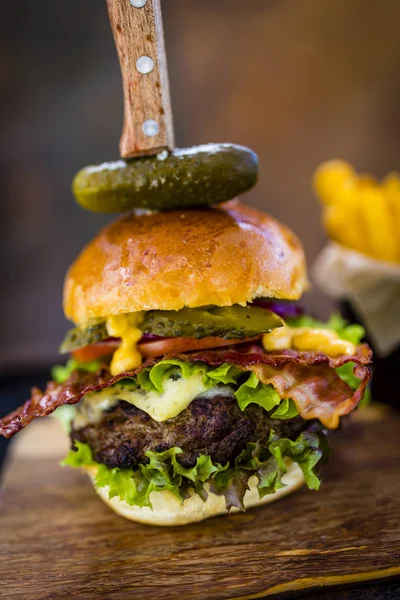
[{"xmin": 83, "ymin": 462, "xmax": 304, "ymax": 526}]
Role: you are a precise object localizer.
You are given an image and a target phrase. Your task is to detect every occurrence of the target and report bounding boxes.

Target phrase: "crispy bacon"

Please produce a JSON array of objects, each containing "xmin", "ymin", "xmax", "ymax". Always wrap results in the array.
[
  {"xmin": 249, "ymin": 362, "xmax": 369, "ymax": 429},
  {"xmin": 182, "ymin": 343, "xmax": 372, "ymax": 369},
  {"xmin": 0, "ymin": 343, "xmax": 372, "ymax": 438},
  {"xmin": 0, "ymin": 369, "xmax": 114, "ymax": 439}
]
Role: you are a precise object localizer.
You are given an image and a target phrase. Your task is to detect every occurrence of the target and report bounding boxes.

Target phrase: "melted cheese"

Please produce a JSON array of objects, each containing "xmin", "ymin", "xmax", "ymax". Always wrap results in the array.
[
  {"xmin": 106, "ymin": 313, "xmax": 144, "ymax": 376},
  {"xmin": 73, "ymin": 373, "xmax": 210, "ymax": 429},
  {"xmin": 262, "ymin": 326, "xmax": 356, "ymax": 357}
]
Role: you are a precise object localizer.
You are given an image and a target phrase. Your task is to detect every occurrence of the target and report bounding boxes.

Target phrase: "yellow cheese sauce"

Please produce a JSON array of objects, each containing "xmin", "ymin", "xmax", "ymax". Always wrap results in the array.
[
  {"xmin": 73, "ymin": 373, "xmax": 209, "ymax": 429},
  {"xmin": 106, "ymin": 313, "xmax": 144, "ymax": 376},
  {"xmin": 262, "ymin": 325, "xmax": 356, "ymax": 357}
]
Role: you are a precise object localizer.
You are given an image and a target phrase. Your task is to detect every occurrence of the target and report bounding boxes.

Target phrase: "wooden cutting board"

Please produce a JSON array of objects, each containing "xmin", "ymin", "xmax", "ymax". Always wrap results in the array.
[{"xmin": 0, "ymin": 405, "xmax": 399, "ymax": 600}]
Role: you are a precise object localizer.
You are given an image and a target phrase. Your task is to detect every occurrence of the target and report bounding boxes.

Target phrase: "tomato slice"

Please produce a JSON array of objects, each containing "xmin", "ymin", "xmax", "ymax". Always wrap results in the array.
[
  {"xmin": 72, "ymin": 335, "xmax": 261, "ymax": 363},
  {"xmin": 138, "ymin": 336, "xmax": 260, "ymax": 358},
  {"xmin": 72, "ymin": 340, "xmax": 120, "ymax": 363}
]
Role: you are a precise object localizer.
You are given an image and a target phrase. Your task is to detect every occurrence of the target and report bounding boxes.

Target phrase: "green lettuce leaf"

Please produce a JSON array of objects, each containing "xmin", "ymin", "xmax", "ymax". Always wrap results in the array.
[
  {"xmin": 205, "ymin": 362, "xmax": 243, "ymax": 385},
  {"xmin": 51, "ymin": 405, "xmax": 76, "ymax": 432},
  {"xmin": 233, "ymin": 374, "xmax": 299, "ymax": 418},
  {"xmin": 208, "ymin": 465, "xmax": 251, "ymax": 510},
  {"xmin": 270, "ymin": 398, "xmax": 299, "ymax": 419},
  {"xmin": 51, "ymin": 358, "xmax": 102, "ymax": 384},
  {"xmin": 234, "ymin": 373, "xmax": 282, "ymax": 412},
  {"xmin": 61, "ymin": 440, "xmax": 94, "ymax": 467},
  {"xmin": 128, "ymin": 359, "xmax": 242, "ymax": 394},
  {"xmin": 62, "ymin": 430, "xmax": 328, "ymax": 512},
  {"xmin": 268, "ymin": 431, "xmax": 323, "ymax": 490},
  {"xmin": 62, "ymin": 442, "xmax": 227, "ymax": 509},
  {"xmin": 231, "ymin": 441, "xmax": 286, "ymax": 499},
  {"xmin": 96, "ymin": 464, "xmax": 140, "ymax": 505}
]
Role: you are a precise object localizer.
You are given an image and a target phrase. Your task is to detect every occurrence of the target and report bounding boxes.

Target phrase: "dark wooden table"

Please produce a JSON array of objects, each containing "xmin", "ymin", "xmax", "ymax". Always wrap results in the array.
[{"xmin": 0, "ymin": 405, "xmax": 399, "ymax": 600}]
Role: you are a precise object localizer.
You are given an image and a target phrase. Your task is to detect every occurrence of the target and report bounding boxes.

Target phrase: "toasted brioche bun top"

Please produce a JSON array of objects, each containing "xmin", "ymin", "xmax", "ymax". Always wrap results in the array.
[{"xmin": 64, "ymin": 200, "xmax": 307, "ymax": 325}]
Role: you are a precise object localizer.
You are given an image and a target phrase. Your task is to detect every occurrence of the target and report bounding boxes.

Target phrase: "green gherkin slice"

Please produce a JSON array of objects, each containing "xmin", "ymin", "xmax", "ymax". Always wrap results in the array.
[
  {"xmin": 60, "ymin": 306, "xmax": 283, "ymax": 353},
  {"xmin": 141, "ymin": 306, "xmax": 283, "ymax": 340},
  {"xmin": 60, "ymin": 322, "xmax": 108, "ymax": 353},
  {"xmin": 72, "ymin": 144, "xmax": 258, "ymax": 213}
]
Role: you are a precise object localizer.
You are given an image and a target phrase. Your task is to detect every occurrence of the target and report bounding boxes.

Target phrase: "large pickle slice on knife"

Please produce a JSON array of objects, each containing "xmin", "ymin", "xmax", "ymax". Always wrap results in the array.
[{"xmin": 72, "ymin": 144, "xmax": 258, "ymax": 213}]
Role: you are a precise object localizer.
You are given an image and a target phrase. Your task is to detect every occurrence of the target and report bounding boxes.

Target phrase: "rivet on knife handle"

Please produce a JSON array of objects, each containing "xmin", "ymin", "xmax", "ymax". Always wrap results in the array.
[{"xmin": 107, "ymin": 0, "xmax": 175, "ymax": 158}]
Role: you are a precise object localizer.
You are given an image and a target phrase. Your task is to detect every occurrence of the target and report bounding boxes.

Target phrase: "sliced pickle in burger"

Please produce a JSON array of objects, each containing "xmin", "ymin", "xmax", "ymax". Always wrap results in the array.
[
  {"xmin": 141, "ymin": 306, "xmax": 283, "ymax": 340},
  {"xmin": 60, "ymin": 321, "xmax": 109, "ymax": 353},
  {"xmin": 60, "ymin": 305, "xmax": 283, "ymax": 353}
]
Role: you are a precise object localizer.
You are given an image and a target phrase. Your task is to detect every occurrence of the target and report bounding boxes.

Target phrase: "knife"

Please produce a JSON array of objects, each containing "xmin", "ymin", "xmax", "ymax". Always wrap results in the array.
[{"xmin": 107, "ymin": 0, "xmax": 175, "ymax": 158}]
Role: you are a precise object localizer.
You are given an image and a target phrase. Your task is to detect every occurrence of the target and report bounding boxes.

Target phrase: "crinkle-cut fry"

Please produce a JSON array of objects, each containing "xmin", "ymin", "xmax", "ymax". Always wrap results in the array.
[
  {"xmin": 323, "ymin": 191, "xmax": 365, "ymax": 254},
  {"xmin": 314, "ymin": 159, "xmax": 400, "ymax": 263},
  {"xmin": 359, "ymin": 187, "xmax": 398, "ymax": 263},
  {"xmin": 323, "ymin": 207, "xmax": 361, "ymax": 252},
  {"xmin": 313, "ymin": 159, "xmax": 356, "ymax": 206}
]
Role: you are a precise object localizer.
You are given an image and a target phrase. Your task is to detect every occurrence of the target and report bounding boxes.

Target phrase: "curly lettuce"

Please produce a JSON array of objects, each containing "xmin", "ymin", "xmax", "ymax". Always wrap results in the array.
[
  {"xmin": 235, "ymin": 373, "xmax": 280, "ymax": 411},
  {"xmin": 62, "ymin": 441, "xmax": 227, "ymax": 507},
  {"xmin": 270, "ymin": 398, "xmax": 299, "ymax": 419},
  {"xmin": 62, "ymin": 430, "xmax": 328, "ymax": 511},
  {"xmin": 52, "ymin": 358, "xmax": 103, "ymax": 384},
  {"xmin": 51, "ymin": 405, "xmax": 76, "ymax": 432},
  {"xmin": 234, "ymin": 373, "xmax": 300, "ymax": 418},
  {"xmin": 134, "ymin": 360, "xmax": 242, "ymax": 393}
]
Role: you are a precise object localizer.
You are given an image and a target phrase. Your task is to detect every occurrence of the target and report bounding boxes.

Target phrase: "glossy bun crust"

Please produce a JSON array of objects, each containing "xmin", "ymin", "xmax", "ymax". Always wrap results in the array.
[
  {"xmin": 84, "ymin": 463, "xmax": 304, "ymax": 526},
  {"xmin": 64, "ymin": 200, "xmax": 307, "ymax": 324}
]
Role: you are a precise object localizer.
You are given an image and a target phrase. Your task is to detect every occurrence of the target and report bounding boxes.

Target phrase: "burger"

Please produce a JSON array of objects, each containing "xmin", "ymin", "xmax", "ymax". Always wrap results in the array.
[{"xmin": 0, "ymin": 200, "xmax": 372, "ymax": 526}]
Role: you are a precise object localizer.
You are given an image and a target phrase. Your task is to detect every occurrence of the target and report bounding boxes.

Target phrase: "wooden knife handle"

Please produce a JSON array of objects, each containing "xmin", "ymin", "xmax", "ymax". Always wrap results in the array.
[{"xmin": 107, "ymin": 0, "xmax": 175, "ymax": 158}]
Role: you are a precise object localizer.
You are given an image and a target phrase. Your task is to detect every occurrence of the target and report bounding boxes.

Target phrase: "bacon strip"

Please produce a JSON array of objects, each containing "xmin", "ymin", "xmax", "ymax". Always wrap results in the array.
[
  {"xmin": 0, "ymin": 369, "xmax": 115, "ymax": 439},
  {"xmin": 182, "ymin": 343, "xmax": 372, "ymax": 369},
  {"xmin": 0, "ymin": 343, "xmax": 372, "ymax": 438},
  {"xmin": 248, "ymin": 362, "xmax": 370, "ymax": 429}
]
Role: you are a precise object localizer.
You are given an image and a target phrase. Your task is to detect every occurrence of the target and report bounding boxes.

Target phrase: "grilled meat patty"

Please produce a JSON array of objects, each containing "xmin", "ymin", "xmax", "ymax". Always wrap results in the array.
[{"xmin": 71, "ymin": 390, "xmax": 306, "ymax": 469}]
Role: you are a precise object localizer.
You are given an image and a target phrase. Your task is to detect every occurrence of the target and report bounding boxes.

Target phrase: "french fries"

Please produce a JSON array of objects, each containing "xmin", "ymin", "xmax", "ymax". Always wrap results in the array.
[{"xmin": 313, "ymin": 160, "xmax": 400, "ymax": 263}]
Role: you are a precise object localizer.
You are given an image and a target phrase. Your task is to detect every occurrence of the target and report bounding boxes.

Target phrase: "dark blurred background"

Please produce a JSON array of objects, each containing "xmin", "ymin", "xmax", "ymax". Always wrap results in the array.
[{"xmin": 1, "ymin": 0, "xmax": 400, "ymax": 375}]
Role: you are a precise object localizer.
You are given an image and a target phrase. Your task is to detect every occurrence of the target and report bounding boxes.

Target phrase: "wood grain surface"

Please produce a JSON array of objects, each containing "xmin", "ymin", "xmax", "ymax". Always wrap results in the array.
[
  {"xmin": 107, "ymin": 0, "xmax": 174, "ymax": 158},
  {"xmin": 0, "ymin": 406, "xmax": 399, "ymax": 600}
]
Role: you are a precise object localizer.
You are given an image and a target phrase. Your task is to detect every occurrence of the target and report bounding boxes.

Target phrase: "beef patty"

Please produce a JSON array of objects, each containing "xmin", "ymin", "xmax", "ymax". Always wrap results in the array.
[{"xmin": 71, "ymin": 390, "xmax": 306, "ymax": 470}]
